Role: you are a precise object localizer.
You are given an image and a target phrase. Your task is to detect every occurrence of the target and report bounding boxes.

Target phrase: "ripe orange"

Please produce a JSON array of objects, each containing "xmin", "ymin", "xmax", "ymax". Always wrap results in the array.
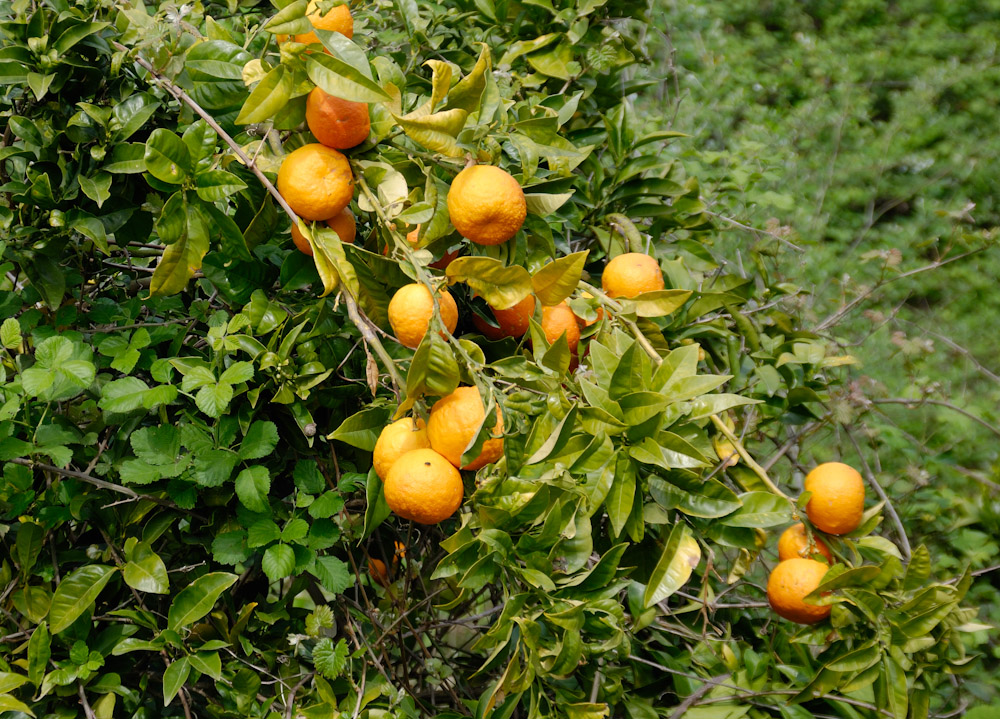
[
  {"xmin": 277, "ymin": 144, "xmax": 354, "ymax": 221},
  {"xmin": 372, "ymin": 417, "xmax": 430, "ymax": 480},
  {"xmin": 601, "ymin": 253, "xmax": 664, "ymax": 299},
  {"xmin": 291, "ymin": 207, "xmax": 356, "ymax": 256},
  {"xmin": 306, "ymin": 86, "xmax": 370, "ymax": 150},
  {"xmin": 368, "ymin": 558, "xmax": 390, "ymax": 586},
  {"xmin": 472, "ymin": 294, "xmax": 536, "ymax": 341},
  {"xmin": 446, "ymin": 165, "xmax": 526, "ymax": 245},
  {"xmin": 803, "ymin": 462, "xmax": 865, "ymax": 535},
  {"xmin": 383, "ymin": 448, "xmax": 464, "ymax": 524},
  {"xmin": 427, "ymin": 386, "xmax": 504, "ymax": 471},
  {"xmin": 767, "ymin": 558, "xmax": 832, "ymax": 624},
  {"xmin": 294, "ymin": 0, "xmax": 353, "ymax": 44},
  {"xmin": 387, "ymin": 283, "xmax": 459, "ymax": 349},
  {"xmin": 777, "ymin": 523, "xmax": 832, "ymax": 563},
  {"xmin": 540, "ymin": 302, "xmax": 580, "ymax": 354}
]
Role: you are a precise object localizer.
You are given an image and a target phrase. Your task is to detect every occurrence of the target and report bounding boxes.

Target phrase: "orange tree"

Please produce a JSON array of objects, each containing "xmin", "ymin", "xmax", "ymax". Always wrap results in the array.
[{"xmin": 0, "ymin": 0, "xmax": 988, "ymax": 717}]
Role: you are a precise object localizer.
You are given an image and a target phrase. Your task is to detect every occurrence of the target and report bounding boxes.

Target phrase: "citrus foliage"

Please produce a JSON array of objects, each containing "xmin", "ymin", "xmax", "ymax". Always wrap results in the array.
[{"xmin": 0, "ymin": 1, "xmax": 989, "ymax": 718}]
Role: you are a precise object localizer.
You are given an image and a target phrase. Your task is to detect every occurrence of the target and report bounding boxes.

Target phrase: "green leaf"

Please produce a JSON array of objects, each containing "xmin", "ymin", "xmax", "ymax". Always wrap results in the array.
[
  {"xmin": 239, "ymin": 421, "xmax": 279, "ymax": 460},
  {"xmin": 625, "ymin": 289, "xmax": 692, "ymax": 318},
  {"xmin": 262, "ymin": 544, "xmax": 296, "ymax": 582},
  {"xmin": 0, "ymin": 694, "xmax": 35, "ymax": 717},
  {"xmin": 50, "ymin": 565, "xmax": 117, "ymax": 633},
  {"xmin": 721, "ymin": 492, "xmax": 792, "ymax": 528},
  {"xmin": 446, "ymin": 257, "xmax": 533, "ymax": 310},
  {"xmin": 263, "ymin": 0, "xmax": 312, "ymax": 35},
  {"xmin": 195, "ymin": 169, "xmax": 247, "ymax": 201},
  {"xmin": 144, "ymin": 129, "xmax": 192, "ymax": 184},
  {"xmin": 531, "ymin": 251, "xmax": 588, "ymax": 305},
  {"xmin": 78, "ymin": 172, "xmax": 112, "ymax": 208},
  {"xmin": 605, "ymin": 454, "xmax": 635, "ymax": 537},
  {"xmin": 312, "ymin": 638, "xmax": 349, "ymax": 679},
  {"xmin": 525, "ymin": 191, "xmax": 575, "ymax": 216},
  {"xmin": 27, "ymin": 621, "xmax": 50, "ymax": 685},
  {"xmin": 98, "ymin": 377, "xmax": 151, "ymax": 414},
  {"xmin": 307, "ymin": 53, "xmax": 392, "ymax": 103},
  {"xmin": 195, "ymin": 382, "xmax": 234, "ymax": 418},
  {"xmin": 150, "ymin": 200, "xmax": 210, "ymax": 296},
  {"xmin": 167, "ymin": 572, "xmax": 238, "ymax": 631},
  {"xmin": 236, "ymin": 65, "xmax": 294, "ymax": 125},
  {"xmin": 162, "ymin": 657, "xmax": 190, "ymax": 706},
  {"xmin": 235, "ymin": 466, "xmax": 271, "ymax": 513},
  {"xmin": 327, "ymin": 406, "xmax": 392, "ymax": 451},
  {"xmin": 643, "ymin": 522, "xmax": 700, "ymax": 607},
  {"xmin": 394, "ymin": 109, "xmax": 470, "ymax": 157},
  {"xmin": 123, "ymin": 542, "xmax": 169, "ymax": 594},
  {"xmin": 311, "ymin": 555, "xmax": 353, "ymax": 595},
  {"xmin": 189, "ymin": 651, "xmax": 222, "ymax": 681}
]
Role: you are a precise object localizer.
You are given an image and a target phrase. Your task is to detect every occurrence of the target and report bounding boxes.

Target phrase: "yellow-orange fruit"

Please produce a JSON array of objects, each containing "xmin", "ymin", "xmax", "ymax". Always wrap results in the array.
[
  {"xmin": 294, "ymin": 1, "xmax": 353, "ymax": 44},
  {"xmin": 446, "ymin": 165, "xmax": 526, "ymax": 245},
  {"xmin": 803, "ymin": 462, "xmax": 866, "ymax": 535},
  {"xmin": 540, "ymin": 302, "xmax": 580, "ymax": 354},
  {"xmin": 291, "ymin": 207, "xmax": 356, "ymax": 256},
  {"xmin": 472, "ymin": 295, "xmax": 536, "ymax": 341},
  {"xmin": 601, "ymin": 252, "xmax": 664, "ymax": 299},
  {"xmin": 383, "ymin": 448, "xmax": 463, "ymax": 524},
  {"xmin": 387, "ymin": 283, "xmax": 459, "ymax": 349},
  {"xmin": 277, "ymin": 144, "xmax": 353, "ymax": 221},
  {"xmin": 427, "ymin": 386, "xmax": 504, "ymax": 471},
  {"xmin": 372, "ymin": 417, "xmax": 430, "ymax": 480},
  {"xmin": 767, "ymin": 558, "xmax": 832, "ymax": 624},
  {"xmin": 305, "ymin": 86, "xmax": 370, "ymax": 150},
  {"xmin": 778, "ymin": 523, "xmax": 833, "ymax": 563}
]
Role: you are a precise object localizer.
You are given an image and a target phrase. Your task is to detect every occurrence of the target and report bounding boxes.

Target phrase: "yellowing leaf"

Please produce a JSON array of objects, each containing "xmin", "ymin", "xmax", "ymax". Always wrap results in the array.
[
  {"xmin": 643, "ymin": 523, "xmax": 700, "ymax": 607},
  {"xmin": 446, "ymin": 257, "xmax": 532, "ymax": 310},
  {"xmin": 531, "ymin": 250, "xmax": 587, "ymax": 305}
]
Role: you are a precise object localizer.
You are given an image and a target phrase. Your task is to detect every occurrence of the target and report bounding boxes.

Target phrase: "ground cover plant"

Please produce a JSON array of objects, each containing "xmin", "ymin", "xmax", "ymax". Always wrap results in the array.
[{"xmin": 0, "ymin": 0, "xmax": 994, "ymax": 717}]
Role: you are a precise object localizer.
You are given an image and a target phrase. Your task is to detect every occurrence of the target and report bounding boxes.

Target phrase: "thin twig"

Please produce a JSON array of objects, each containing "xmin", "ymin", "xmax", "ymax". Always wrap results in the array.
[
  {"xmin": 78, "ymin": 685, "xmax": 98, "ymax": 719},
  {"xmin": 710, "ymin": 415, "xmax": 791, "ymax": 501},
  {"xmin": 871, "ymin": 398, "xmax": 1000, "ymax": 440},
  {"xmin": 843, "ymin": 427, "xmax": 911, "ymax": 561}
]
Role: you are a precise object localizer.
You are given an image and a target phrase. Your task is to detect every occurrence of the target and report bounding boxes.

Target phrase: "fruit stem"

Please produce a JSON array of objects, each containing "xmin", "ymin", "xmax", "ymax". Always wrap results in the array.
[
  {"xmin": 119, "ymin": 41, "xmax": 406, "ymax": 394},
  {"xmin": 580, "ymin": 281, "xmax": 663, "ymax": 364},
  {"xmin": 710, "ymin": 414, "xmax": 793, "ymax": 502}
]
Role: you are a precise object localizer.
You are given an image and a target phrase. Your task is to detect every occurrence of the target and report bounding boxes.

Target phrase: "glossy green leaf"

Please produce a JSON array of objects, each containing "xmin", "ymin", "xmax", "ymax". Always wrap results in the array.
[
  {"xmin": 167, "ymin": 572, "xmax": 238, "ymax": 631},
  {"xmin": 49, "ymin": 565, "xmax": 117, "ymax": 633}
]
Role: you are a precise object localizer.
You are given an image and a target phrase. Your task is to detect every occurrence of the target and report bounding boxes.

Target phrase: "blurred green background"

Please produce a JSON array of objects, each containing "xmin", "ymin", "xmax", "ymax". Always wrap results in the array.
[{"xmin": 647, "ymin": 0, "xmax": 1000, "ymax": 704}]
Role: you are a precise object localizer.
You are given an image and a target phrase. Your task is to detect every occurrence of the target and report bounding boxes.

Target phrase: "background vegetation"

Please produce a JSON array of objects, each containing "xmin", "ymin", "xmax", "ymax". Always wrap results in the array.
[{"xmin": 657, "ymin": 0, "xmax": 1000, "ymax": 705}]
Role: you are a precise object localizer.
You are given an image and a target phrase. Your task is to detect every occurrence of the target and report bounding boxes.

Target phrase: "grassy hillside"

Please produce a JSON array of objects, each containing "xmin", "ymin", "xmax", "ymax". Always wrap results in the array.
[{"xmin": 649, "ymin": 0, "xmax": 1000, "ymax": 701}]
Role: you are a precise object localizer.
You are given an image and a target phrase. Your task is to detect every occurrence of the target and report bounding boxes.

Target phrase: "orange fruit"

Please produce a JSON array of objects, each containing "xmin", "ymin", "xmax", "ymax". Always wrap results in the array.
[
  {"xmin": 368, "ymin": 557, "xmax": 390, "ymax": 586},
  {"xmin": 306, "ymin": 86, "xmax": 370, "ymax": 150},
  {"xmin": 277, "ymin": 144, "xmax": 354, "ymax": 221},
  {"xmin": 291, "ymin": 207, "xmax": 356, "ymax": 256},
  {"xmin": 294, "ymin": 0, "xmax": 353, "ymax": 44},
  {"xmin": 372, "ymin": 417, "xmax": 430, "ymax": 480},
  {"xmin": 803, "ymin": 462, "xmax": 865, "ymax": 535},
  {"xmin": 777, "ymin": 523, "xmax": 832, "ymax": 563},
  {"xmin": 767, "ymin": 558, "xmax": 832, "ymax": 624},
  {"xmin": 601, "ymin": 253, "xmax": 664, "ymax": 299},
  {"xmin": 383, "ymin": 448, "xmax": 464, "ymax": 524},
  {"xmin": 427, "ymin": 386, "xmax": 504, "ymax": 471},
  {"xmin": 446, "ymin": 165, "xmax": 526, "ymax": 245},
  {"xmin": 472, "ymin": 294, "xmax": 536, "ymax": 341},
  {"xmin": 387, "ymin": 283, "xmax": 459, "ymax": 349},
  {"xmin": 540, "ymin": 302, "xmax": 580, "ymax": 354}
]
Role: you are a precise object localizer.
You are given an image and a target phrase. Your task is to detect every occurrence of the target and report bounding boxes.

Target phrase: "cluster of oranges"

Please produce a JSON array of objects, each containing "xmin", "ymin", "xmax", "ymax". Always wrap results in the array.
[
  {"xmin": 275, "ymin": 2, "xmax": 367, "ymax": 256},
  {"xmin": 372, "ymin": 387, "xmax": 504, "ymax": 524},
  {"xmin": 767, "ymin": 462, "xmax": 866, "ymax": 624}
]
